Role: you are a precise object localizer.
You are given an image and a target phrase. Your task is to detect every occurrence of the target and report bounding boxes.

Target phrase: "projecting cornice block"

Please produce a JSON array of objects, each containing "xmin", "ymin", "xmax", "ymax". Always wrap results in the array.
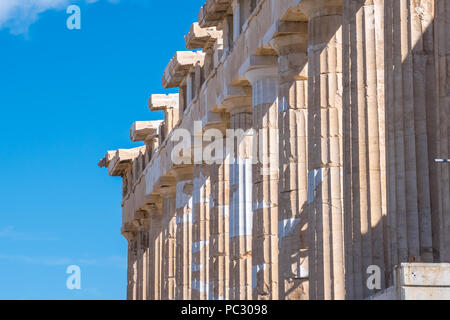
[
  {"xmin": 99, "ymin": 147, "xmax": 145, "ymax": 177},
  {"xmin": 162, "ymin": 51, "xmax": 205, "ymax": 89},
  {"xmin": 198, "ymin": 0, "xmax": 232, "ymax": 28},
  {"xmin": 97, "ymin": 150, "xmax": 116, "ymax": 169},
  {"xmin": 185, "ymin": 22, "xmax": 222, "ymax": 50},
  {"xmin": 130, "ymin": 121, "xmax": 164, "ymax": 143},
  {"xmin": 149, "ymin": 94, "xmax": 179, "ymax": 111}
]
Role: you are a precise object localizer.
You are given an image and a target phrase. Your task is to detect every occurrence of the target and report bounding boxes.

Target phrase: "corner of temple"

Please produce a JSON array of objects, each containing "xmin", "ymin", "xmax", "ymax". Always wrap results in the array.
[{"xmin": 100, "ymin": 0, "xmax": 450, "ymax": 301}]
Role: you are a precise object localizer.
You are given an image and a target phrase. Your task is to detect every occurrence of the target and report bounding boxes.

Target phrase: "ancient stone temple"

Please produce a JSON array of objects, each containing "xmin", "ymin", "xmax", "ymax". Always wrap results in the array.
[{"xmin": 99, "ymin": 0, "xmax": 450, "ymax": 300}]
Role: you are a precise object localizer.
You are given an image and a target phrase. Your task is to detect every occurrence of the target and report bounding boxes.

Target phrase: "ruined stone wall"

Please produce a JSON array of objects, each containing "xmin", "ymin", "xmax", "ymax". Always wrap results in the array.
[{"xmin": 99, "ymin": 0, "xmax": 450, "ymax": 300}]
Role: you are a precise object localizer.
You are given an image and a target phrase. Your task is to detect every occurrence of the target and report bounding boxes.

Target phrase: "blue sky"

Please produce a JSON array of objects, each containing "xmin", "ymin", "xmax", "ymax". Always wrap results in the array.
[{"xmin": 0, "ymin": 0, "xmax": 205, "ymax": 299}]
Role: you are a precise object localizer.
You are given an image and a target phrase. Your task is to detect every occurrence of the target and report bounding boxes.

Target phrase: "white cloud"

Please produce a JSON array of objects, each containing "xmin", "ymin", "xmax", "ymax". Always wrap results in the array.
[
  {"xmin": 0, "ymin": 225, "xmax": 60, "ymax": 241},
  {"xmin": 0, "ymin": 0, "xmax": 69, "ymax": 34},
  {"xmin": 0, "ymin": 0, "xmax": 118, "ymax": 35}
]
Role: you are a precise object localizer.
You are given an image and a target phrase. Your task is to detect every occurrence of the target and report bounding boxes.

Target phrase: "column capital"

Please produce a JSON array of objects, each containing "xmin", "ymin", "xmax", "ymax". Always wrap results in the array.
[
  {"xmin": 264, "ymin": 21, "xmax": 308, "ymax": 55},
  {"xmin": 239, "ymin": 55, "xmax": 278, "ymax": 85},
  {"xmin": 203, "ymin": 111, "xmax": 229, "ymax": 134},
  {"xmin": 296, "ymin": 0, "xmax": 343, "ymax": 19},
  {"xmin": 202, "ymin": 110, "xmax": 228, "ymax": 133},
  {"xmin": 265, "ymin": 21, "xmax": 309, "ymax": 83},
  {"xmin": 134, "ymin": 210, "xmax": 150, "ymax": 229},
  {"xmin": 172, "ymin": 165, "xmax": 194, "ymax": 182},
  {"xmin": 159, "ymin": 176, "xmax": 177, "ymax": 196},
  {"xmin": 217, "ymin": 85, "xmax": 252, "ymax": 115},
  {"xmin": 121, "ymin": 222, "xmax": 138, "ymax": 241},
  {"xmin": 145, "ymin": 195, "xmax": 163, "ymax": 216},
  {"xmin": 146, "ymin": 206, "xmax": 162, "ymax": 217},
  {"xmin": 130, "ymin": 215, "xmax": 147, "ymax": 230}
]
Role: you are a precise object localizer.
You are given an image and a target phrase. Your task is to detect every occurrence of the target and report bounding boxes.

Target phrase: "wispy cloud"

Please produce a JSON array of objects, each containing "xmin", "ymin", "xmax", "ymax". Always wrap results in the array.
[
  {"xmin": 0, "ymin": 0, "xmax": 119, "ymax": 35},
  {"xmin": 0, "ymin": 226, "xmax": 60, "ymax": 241}
]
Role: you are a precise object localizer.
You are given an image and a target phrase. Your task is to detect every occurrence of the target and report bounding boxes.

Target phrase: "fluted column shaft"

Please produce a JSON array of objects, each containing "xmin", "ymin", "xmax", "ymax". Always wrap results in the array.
[
  {"xmin": 306, "ymin": 1, "xmax": 345, "ymax": 300},
  {"xmin": 142, "ymin": 229, "xmax": 150, "ymax": 300},
  {"xmin": 270, "ymin": 25, "xmax": 310, "ymax": 300},
  {"xmin": 377, "ymin": 0, "xmax": 437, "ymax": 283},
  {"xmin": 134, "ymin": 228, "xmax": 150, "ymax": 300},
  {"xmin": 173, "ymin": 168, "xmax": 193, "ymax": 300},
  {"xmin": 341, "ymin": 0, "xmax": 388, "ymax": 299},
  {"xmin": 126, "ymin": 235, "xmax": 138, "ymax": 300},
  {"xmin": 434, "ymin": 0, "xmax": 450, "ymax": 261},
  {"xmin": 229, "ymin": 107, "xmax": 253, "ymax": 300},
  {"xmin": 244, "ymin": 61, "xmax": 279, "ymax": 300},
  {"xmin": 160, "ymin": 185, "xmax": 177, "ymax": 300},
  {"xmin": 148, "ymin": 213, "xmax": 163, "ymax": 300},
  {"xmin": 209, "ymin": 123, "xmax": 230, "ymax": 300},
  {"xmin": 135, "ymin": 231, "xmax": 143, "ymax": 300},
  {"xmin": 192, "ymin": 164, "xmax": 211, "ymax": 299}
]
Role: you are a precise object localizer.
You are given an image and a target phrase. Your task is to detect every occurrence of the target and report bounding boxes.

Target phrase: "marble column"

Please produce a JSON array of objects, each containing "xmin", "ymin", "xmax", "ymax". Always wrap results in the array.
[
  {"xmin": 126, "ymin": 234, "xmax": 138, "ymax": 300},
  {"xmin": 340, "ymin": 0, "xmax": 388, "ymax": 299},
  {"xmin": 192, "ymin": 162, "xmax": 211, "ymax": 300},
  {"xmin": 222, "ymin": 88, "xmax": 253, "ymax": 300},
  {"xmin": 377, "ymin": 0, "xmax": 437, "ymax": 286},
  {"xmin": 173, "ymin": 167, "xmax": 194, "ymax": 300},
  {"xmin": 208, "ymin": 121, "xmax": 230, "ymax": 300},
  {"xmin": 433, "ymin": 0, "xmax": 450, "ymax": 262},
  {"xmin": 303, "ymin": 0, "xmax": 345, "ymax": 300},
  {"xmin": 243, "ymin": 57, "xmax": 279, "ymax": 300},
  {"xmin": 160, "ymin": 182, "xmax": 177, "ymax": 300},
  {"xmin": 269, "ymin": 22, "xmax": 309, "ymax": 300},
  {"xmin": 130, "ymin": 211, "xmax": 150, "ymax": 301},
  {"xmin": 148, "ymin": 211, "xmax": 163, "ymax": 300},
  {"xmin": 140, "ymin": 228, "xmax": 150, "ymax": 300},
  {"xmin": 135, "ymin": 230, "xmax": 143, "ymax": 300}
]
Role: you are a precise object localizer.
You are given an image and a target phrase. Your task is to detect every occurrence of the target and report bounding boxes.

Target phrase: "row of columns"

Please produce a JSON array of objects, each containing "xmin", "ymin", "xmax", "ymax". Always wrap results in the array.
[{"xmin": 125, "ymin": 0, "xmax": 449, "ymax": 300}]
